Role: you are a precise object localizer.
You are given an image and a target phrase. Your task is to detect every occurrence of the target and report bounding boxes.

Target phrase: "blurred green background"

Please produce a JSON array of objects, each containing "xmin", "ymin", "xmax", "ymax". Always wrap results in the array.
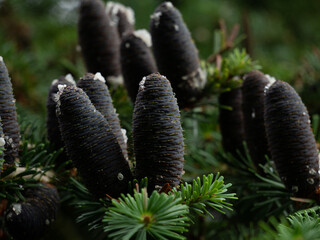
[
  {"xmin": 1, "ymin": 0, "xmax": 320, "ymax": 239},
  {"xmin": 1, "ymin": 0, "xmax": 319, "ymax": 122}
]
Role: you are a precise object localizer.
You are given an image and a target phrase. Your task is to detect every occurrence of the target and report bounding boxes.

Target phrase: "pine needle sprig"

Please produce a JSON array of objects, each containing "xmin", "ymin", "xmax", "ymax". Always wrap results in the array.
[
  {"xmin": 172, "ymin": 173, "xmax": 237, "ymax": 218},
  {"xmin": 257, "ymin": 207, "xmax": 320, "ymax": 240},
  {"xmin": 103, "ymin": 188, "xmax": 189, "ymax": 240},
  {"xmin": 216, "ymin": 144, "xmax": 296, "ymax": 220},
  {"xmin": 59, "ymin": 177, "xmax": 111, "ymax": 238},
  {"xmin": 206, "ymin": 48, "xmax": 261, "ymax": 93},
  {"xmin": 0, "ymin": 132, "xmax": 59, "ymax": 204}
]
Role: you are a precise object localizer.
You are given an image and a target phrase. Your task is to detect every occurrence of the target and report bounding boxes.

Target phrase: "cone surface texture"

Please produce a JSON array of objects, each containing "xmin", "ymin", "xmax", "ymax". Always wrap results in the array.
[
  {"xmin": 0, "ymin": 57, "xmax": 20, "ymax": 165},
  {"xmin": 78, "ymin": 0, "xmax": 122, "ymax": 84},
  {"xmin": 133, "ymin": 73, "xmax": 184, "ymax": 191},
  {"xmin": 219, "ymin": 88, "xmax": 245, "ymax": 156},
  {"xmin": 57, "ymin": 86, "xmax": 132, "ymax": 198},
  {"xmin": 150, "ymin": 2, "xmax": 206, "ymax": 108},
  {"xmin": 46, "ymin": 75, "xmax": 75, "ymax": 167},
  {"xmin": 77, "ymin": 73, "xmax": 128, "ymax": 160},
  {"xmin": 242, "ymin": 70, "xmax": 270, "ymax": 167},
  {"xmin": 264, "ymin": 80, "xmax": 319, "ymax": 199},
  {"xmin": 120, "ymin": 31, "xmax": 158, "ymax": 103},
  {"xmin": 5, "ymin": 184, "xmax": 60, "ymax": 240}
]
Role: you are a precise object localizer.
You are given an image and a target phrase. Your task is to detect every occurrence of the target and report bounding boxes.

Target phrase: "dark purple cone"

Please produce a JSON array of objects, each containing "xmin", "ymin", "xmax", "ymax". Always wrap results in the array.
[
  {"xmin": 218, "ymin": 88, "xmax": 245, "ymax": 156},
  {"xmin": 5, "ymin": 184, "xmax": 60, "ymax": 240},
  {"xmin": 150, "ymin": 2, "xmax": 206, "ymax": 108},
  {"xmin": 106, "ymin": 2, "xmax": 135, "ymax": 38},
  {"xmin": 0, "ymin": 57, "xmax": 20, "ymax": 165},
  {"xmin": 77, "ymin": 73, "xmax": 128, "ymax": 161},
  {"xmin": 264, "ymin": 80, "xmax": 320, "ymax": 199},
  {"xmin": 46, "ymin": 75, "xmax": 75, "ymax": 168},
  {"xmin": 133, "ymin": 73, "xmax": 184, "ymax": 191},
  {"xmin": 242, "ymin": 70, "xmax": 271, "ymax": 168},
  {"xmin": 0, "ymin": 119, "xmax": 4, "ymax": 168},
  {"xmin": 120, "ymin": 30, "xmax": 158, "ymax": 103},
  {"xmin": 78, "ymin": 0, "xmax": 122, "ymax": 85},
  {"xmin": 57, "ymin": 86, "xmax": 132, "ymax": 198}
]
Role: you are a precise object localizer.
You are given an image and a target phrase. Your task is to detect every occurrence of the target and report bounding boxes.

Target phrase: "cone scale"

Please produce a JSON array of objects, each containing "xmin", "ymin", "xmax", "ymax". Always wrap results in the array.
[
  {"xmin": 0, "ymin": 57, "xmax": 20, "ymax": 165},
  {"xmin": 5, "ymin": 184, "xmax": 60, "ymax": 240},
  {"xmin": 46, "ymin": 75, "xmax": 75, "ymax": 167},
  {"xmin": 78, "ymin": 0, "xmax": 122, "ymax": 85},
  {"xmin": 150, "ymin": 2, "xmax": 206, "ymax": 108},
  {"xmin": 77, "ymin": 73, "xmax": 128, "ymax": 161},
  {"xmin": 133, "ymin": 73, "xmax": 184, "ymax": 191},
  {"xmin": 242, "ymin": 70, "xmax": 271, "ymax": 168},
  {"xmin": 106, "ymin": 1, "xmax": 135, "ymax": 38},
  {"xmin": 56, "ymin": 86, "xmax": 132, "ymax": 198},
  {"xmin": 264, "ymin": 80, "xmax": 320, "ymax": 199},
  {"xmin": 218, "ymin": 88, "xmax": 245, "ymax": 156},
  {"xmin": 120, "ymin": 30, "xmax": 158, "ymax": 103}
]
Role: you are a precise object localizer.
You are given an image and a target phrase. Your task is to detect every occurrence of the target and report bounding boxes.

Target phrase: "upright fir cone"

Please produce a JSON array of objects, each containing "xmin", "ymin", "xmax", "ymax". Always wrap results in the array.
[
  {"xmin": 120, "ymin": 29, "xmax": 158, "ymax": 103},
  {"xmin": 218, "ymin": 88, "xmax": 245, "ymax": 156},
  {"xmin": 46, "ymin": 74, "xmax": 75, "ymax": 167},
  {"xmin": 133, "ymin": 73, "xmax": 184, "ymax": 191},
  {"xmin": 150, "ymin": 2, "xmax": 206, "ymax": 108},
  {"xmin": 5, "ymin": 183, "xmax": 60, "ymax": 240},
  {"xmin": 264, "ymin": 80, "xmax": 320, "ymax": 199},
  {"xmin": 56, "ymin": 85, "xmax": 132, "ymax": 198},
  {"xmin": 242, "ymin": 70, "xmax": 271, "ymax": 168},
  {"xmin": 77, "ymin": 72, "xmax": 128, "ymax": 161},
  {"xmin": 0, "ymin": 56, "xmax": 20, "ymax": 165},
  {"xmin": 106, "ymin": 1, "xmax": 135, "ymax": 38},
  {"xmin": 0, "ymin": 119, "xmax": 5, "ymax": 168},
  {"xmin": 78, "ymin": 0, "xmax": 122, "ymax": 85}
]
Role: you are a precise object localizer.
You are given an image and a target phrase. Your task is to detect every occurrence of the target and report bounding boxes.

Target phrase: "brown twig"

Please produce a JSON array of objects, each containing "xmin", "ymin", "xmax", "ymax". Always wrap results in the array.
[{"xmin": 207, "ymin": 21, "xmax": 240, "ymax": 63}]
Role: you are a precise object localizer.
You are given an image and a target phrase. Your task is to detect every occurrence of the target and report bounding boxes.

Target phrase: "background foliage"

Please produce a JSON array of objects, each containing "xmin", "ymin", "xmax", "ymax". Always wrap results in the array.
[{"xmin": 1, "ymin": 0, "xmax": 320, "ymax": 239}]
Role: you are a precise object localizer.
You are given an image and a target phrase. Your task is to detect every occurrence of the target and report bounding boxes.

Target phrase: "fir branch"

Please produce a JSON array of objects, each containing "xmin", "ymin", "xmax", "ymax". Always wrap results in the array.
[
  {"xmin": 217, "ymin": 143, "xmax": 296, "ymax": 221},
  {"xmin": 257, "ymin": 207, "xmax": 320, "ymax": 240},
  {"xmin": 206, "ymin": 48, "xmax": 261, "ymax": 92},
  {"xmin": 172, "ymin": 173, "xmax": 237, "ymax": 218},
  {"xmin": 103, "ymin": 188, "xmax": 189, "ymax": 240},
  {"xmin": 0, "ymin": 137, "xmax": 59, "ymax": 204}
]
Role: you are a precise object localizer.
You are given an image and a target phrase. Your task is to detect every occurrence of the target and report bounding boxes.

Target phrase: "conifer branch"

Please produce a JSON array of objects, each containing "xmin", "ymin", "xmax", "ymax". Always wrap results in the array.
[
  {"xmin": 103, "ymin": 188, "xmax": 189, "ymax": 240},
  {"xmin": 172, "ymin": 173, "xmax": 237, "ymax": 218}
]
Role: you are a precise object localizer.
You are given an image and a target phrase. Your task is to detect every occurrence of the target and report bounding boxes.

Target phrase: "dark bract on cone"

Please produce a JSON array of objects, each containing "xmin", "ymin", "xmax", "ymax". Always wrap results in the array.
[
  {"xmin": 242, "ymin": 70, "xmax": 271, "ymax": 168},
  {"xmin": 150, "ymin": 2, "xmax": 206, "ymax": 108},
  {"xmin": 264, "ymin": 80, "xmax": 320, "ymax": 199},
  {"xmin": 77, "ymin": 72, "xmax": 128, "ymax": 161},
  {"xmin": 5, "ymin": 184, "xmax": 60, "ymax": 240},
  {"xmin": 218, "ymin": 88, "xmax": 245, "ymax": 157},
  {"xmin": 133, "ymin": 73, "xmax": 184, "ymax": 191},
  {"xmin": 78, "ymin": 0, "xmax": 122, "ymax": 85},
  {"xmin": 46, "ymin": 74, "xmax": 75, "ymax": 168},
  {"xmin": 0, "ymin": 57, "xmax": 20, "ymax": 165},
  {"xmin": 56, "ymin": 85, "xmax": 132, "ymax": 198},
  {"xmin": 120, "ymin": 30, "xmax": 158, "ymax": 103},
  {"xmin": 106, "ymin": 1, "xmax": 135, "ymax": 38}
]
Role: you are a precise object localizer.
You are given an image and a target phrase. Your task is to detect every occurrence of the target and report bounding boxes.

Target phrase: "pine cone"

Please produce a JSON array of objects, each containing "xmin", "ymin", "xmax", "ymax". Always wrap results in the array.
[
  {"xmin": 242, "ymin": 70, "xmax": 271, "ymax": 168},
  {"xmin": 0, "ymin": 119, "xmax": 5, "ymax": 168},
  {"xmin": 150, "ymin": 2, "xmax": 206, "ymax": 108},
  {"xmin": 56, "ymin": 85, "xmax": 132, "ymax": 198},
  {"xmin": 0, "ymin": 57, "xmax": 20, "ymax": 165},
  {"xmin": 120, "ymin": 30, "xmax": 158, "ymax": 103},
  {"xmin": 218, "ymin": 88, "xmax": 245, "ymax": 156},
  {"xmin": 133, "ymin": 73, "xmax": 184, "ymax": 191},
  {"xmin": 46, "ymin": 74, "xmax": 75, "ymax": 168},
  {"xmin": 5, "ymin": 184, "xmax": 60, "ymax": 240},
  {"xmin": 106, "ymin": 1, "xmax": 135, "ymax": 38},
  {"xmin": 77, "ymin": 72, "xmax": 128, "ymax": 161},
  {"xmin": 78, "ymin": 0, "xmax": 122, "ymax": 85},
  {"xmin": 264, "ymin": 80, "xmax": 319, "ymax": 199}
]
